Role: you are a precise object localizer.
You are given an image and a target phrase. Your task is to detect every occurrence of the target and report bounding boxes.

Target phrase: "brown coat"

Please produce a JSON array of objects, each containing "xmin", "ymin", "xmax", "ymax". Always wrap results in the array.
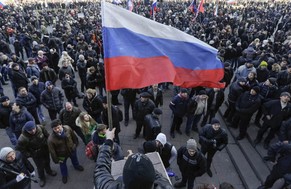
[{"xmin": 48, "ymin": 125, "xmax": 79, "ymax": 163}]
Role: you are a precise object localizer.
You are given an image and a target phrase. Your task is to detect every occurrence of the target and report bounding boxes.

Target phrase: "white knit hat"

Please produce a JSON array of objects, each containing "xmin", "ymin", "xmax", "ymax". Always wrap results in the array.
[
  {"xmin": 156, "ymin": 133, "xmax": 167, "ymax": 146},
  {"xmin": 0, "ymin": 147, "xmax": 14, "ymax": 161}
]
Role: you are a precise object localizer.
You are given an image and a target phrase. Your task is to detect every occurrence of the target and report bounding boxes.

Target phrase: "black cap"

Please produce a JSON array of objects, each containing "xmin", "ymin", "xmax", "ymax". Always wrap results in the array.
[
  {"xmin": 0, "ymin": 96, "xmax": 9, "ymax": 103},
  {"xmin": 198, "ymin": 90, "xmax": 207, "ymax": 95},
  {"xmin": 252, "ymin": 86, "xmax": 260, "ymax": 94},
  {"xmin": 153, "ymin": 108, "xmax": 162, "ymax": 115},
  {"xmin": 180, "ymin": 88, "xmax": 188, "ymax": 93},
  {"xmin": 31, "ymin": 76, "xmax": 38, "ymax": 82},
  {"xmin": 140, "ymin": 92, "xmax": 151, "ymax": 98}
]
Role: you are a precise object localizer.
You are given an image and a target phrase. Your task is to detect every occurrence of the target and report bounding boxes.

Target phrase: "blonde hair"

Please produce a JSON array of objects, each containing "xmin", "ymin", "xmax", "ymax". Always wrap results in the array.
[
  {"xmin": 77, "ymin": 112, "xmax": 97, "ymax": 135},
  {"xmin": 272, "ymin": 63, "xmax": 281, "ymax": 72}
]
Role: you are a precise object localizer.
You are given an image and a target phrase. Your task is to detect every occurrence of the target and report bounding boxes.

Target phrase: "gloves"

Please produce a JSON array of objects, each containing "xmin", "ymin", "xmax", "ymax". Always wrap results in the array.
[
  {"xmin": 263, "ymin": 156, "xmax": 275, "ymax": 162},
  {"xmin": 30, "ymin": 171, "xmax": 36, "ymax": 177},
  {"xmin": 16, "ymin": 174, "xmax": 25, "ymax": 182}
]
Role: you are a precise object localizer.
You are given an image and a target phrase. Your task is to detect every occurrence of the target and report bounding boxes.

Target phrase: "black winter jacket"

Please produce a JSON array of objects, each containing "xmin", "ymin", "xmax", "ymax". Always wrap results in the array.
[
  {"xmin": 169, "ymin": 94, "xmax": 188, "ymax": 117},
  {"xmin": 16, "ymin": 92, "xmax": 37, "ymax": 110},
  {"xmin": 28, "ymin": 82, "xmax": 45, "ymax": 105},
  {"xmin": 0, "ymin": 151, "xmax": 34, "ymax": 189},
  {"xmin": 235, "ymin": 91, "xmax": 261, "ymax": 115},
  {"xmin": 262, "ymin": 99, "xmax": 291, "ymax": 129},
  {"xmin": 134, "ymin": 99, "xmax": 155, "ymax": 120},
  {"xmin": 199, "ymin": 124, "xmax": 228, "ymax": 151},
  {"xmin": 40, "ymin": 87, "xmax": 64, "ymax": 111},
  {"xmin": 177, "ymin": 146, "xmax": 206, "ymax": 177},
  {"xmin": 228, "ymin": 81, "xmax": 245, "ymax": 103},
  {"xmin": 0, "ymin": 103, "xmax": 12, "ymax": 129},
  {"xmin": 83, "ymin": 95, "xmax": 104, "ymax": 118}
]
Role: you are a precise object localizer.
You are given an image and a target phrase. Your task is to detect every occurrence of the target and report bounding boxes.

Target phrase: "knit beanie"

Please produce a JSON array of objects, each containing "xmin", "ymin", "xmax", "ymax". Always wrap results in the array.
[
  {"xmin": 186, "ymin": 139, "xmax": 197, "ymax": 151},
  {"xmin": 260, "ymin": 61, "xmax": 268, "ymax": 67},
  {"xmin": 0, "ymin": 147, "xmax": 14, "ymax": 161},
  {"xmin": 123, "ymin": 153, "xmax": 155, "ymax": 189},
  {"xmin": 155, "ymin": 133, "xmax": 167, "ymax": 146},
  {"xmin": 210, "ymin": 118, "xmax": 220, "ymax": 125},
  {"xmin": 23, "ymin": 121, "xmax": 36, "ymax": 132},
  {"xmin": 45, "ymin": 81, "xmax": 52, "ymax": 88},
  {"xmin": 0, "ymin": 96, "xmax": 9, "ymax": 103}
]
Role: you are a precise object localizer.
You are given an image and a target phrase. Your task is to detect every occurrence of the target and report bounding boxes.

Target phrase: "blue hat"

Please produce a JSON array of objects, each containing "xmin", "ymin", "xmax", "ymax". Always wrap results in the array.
[
  {"xmin": 23, "ymin": 121, "xmax": 36, "ymax": 132},
  {"xmin": 45, "ymin": 81, "xmax": 52, "ymax": 88}
]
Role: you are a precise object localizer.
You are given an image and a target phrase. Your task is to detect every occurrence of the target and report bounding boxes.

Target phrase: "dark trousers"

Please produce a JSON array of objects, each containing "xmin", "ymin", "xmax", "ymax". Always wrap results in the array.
[
  {"xmin": 186, "ymin": 113, "xmax": 202, "ymax": 133},
  {"xmin": 79, "ymin": 75, "xmax": 86, "ymax": 93},
  {"xmin": 181, "ymin": 172, "xmax": 195, "ymax": 189},
  {"xmin": 48, "ymin": 109, "xmax": 60, "ymax": 120},
  {"xmin": 71, "ymin": 126, "xmax": 86, "ymax": 145},
  {"xmin": 170, "ymin": 115, "xmax": 183, "ymax": 133},
  {"xmin": 256, "ymin": 122, "xmax": 280, "ymax": 144},
  {"xmin": 123, "ymin": 98, "xmax": 135, "ymax": 122},
  {"xmin": 135, "ymin": 120, "xmax": 145, "ymax": 137},
  {"xmin": 201, "ymin": 146, "xmax": 217, "ymax": 171},
  {"xmin": 28, "ymin": 108, "xmax": 40, "ymax": 124},
  {"xmin": 224, "ymin": 101, "xmax": 236, "ymax": 122},
  {"xmin": 33, "ymin": 148, "xmax": 53, "ymax": 179},
  {"xmin": 201, "ymin": 109, "xmax": 217, "ymax": 126},
  {"xmin": 264, "ymin": 164, "xmax": 285, "ymax": 188},
  {"xmin": 232, "ymin": 113, "xmax": 252, "ymax": 137},
  {"xmin": 59, "ymin": 150, "xmax": 80, "ymax": 177}
]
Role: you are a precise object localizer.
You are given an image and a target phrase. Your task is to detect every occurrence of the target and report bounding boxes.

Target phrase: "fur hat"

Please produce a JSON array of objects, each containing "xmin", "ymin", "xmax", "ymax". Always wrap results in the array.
[{"xmin": 123, "ymin": 153, "xmax": 155, "ymax": 189}]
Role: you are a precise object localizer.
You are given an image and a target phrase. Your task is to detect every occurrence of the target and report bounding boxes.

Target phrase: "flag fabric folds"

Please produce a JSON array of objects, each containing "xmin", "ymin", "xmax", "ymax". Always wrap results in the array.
[
  {"xmin": 198, "ymin": 0, "xmax": 204, "ymax": 13},
  {"xmin": 101, "ymin": 2, "xmax": 225, "ymax": 90}
]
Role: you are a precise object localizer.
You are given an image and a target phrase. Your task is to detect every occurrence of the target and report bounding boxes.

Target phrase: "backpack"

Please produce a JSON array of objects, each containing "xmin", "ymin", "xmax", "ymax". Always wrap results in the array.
[
  {"xmin": 85, "ymin": 140, "xmax": 98, "ymax": 160},
  {"xmin": 115, "ymin": 106, "xmax": 123, "ymax": 122}
]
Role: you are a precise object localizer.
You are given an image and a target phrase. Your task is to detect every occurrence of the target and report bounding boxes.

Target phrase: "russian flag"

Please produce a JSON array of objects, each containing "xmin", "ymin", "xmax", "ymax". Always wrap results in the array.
[
  {"xmin": 0, "ymin": 1, "xmax": 4, "ymax": 9},
  {"xmin": 188, "ymin": 0, "xmax": 197, "ymax": 13},
  {"xmin": 151, "ymin": 0, "xmax": 157, "ymax": 15},
  {"xmin": 102, "ymin": 2, "xmax": 225, "ymax": 90},
  {"xmin": 127, "ymin": 0, "xmax": 134, "ymax": 12}
]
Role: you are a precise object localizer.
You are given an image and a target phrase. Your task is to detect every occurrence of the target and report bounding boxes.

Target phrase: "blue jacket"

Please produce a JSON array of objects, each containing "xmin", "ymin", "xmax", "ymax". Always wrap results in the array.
[
  {"xmin": 9, "ymin": 107, "xmax": 34, "ymax": 133},
  {"xmin": 169, "ymin": 94, "xmax": 188, "ymax": 117}
]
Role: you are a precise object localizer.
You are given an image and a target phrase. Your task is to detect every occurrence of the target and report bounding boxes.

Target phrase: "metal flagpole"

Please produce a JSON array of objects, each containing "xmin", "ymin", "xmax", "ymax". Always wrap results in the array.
[{"xmin": 102, "ymin": 1, "xmax": 113, "ymax": 130}]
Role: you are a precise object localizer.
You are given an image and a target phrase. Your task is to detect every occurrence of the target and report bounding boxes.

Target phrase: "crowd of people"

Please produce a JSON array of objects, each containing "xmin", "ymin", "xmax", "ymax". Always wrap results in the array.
[{"xmin": 0, "ymin": 0, "xmax": 291, "ymax": 189}]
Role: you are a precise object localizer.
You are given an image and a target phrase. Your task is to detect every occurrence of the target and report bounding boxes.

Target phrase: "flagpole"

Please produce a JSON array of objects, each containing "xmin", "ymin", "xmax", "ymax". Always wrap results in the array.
[{"xmin": 102, "ymin": 1, "xmax": 113, "ymax": 130}]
